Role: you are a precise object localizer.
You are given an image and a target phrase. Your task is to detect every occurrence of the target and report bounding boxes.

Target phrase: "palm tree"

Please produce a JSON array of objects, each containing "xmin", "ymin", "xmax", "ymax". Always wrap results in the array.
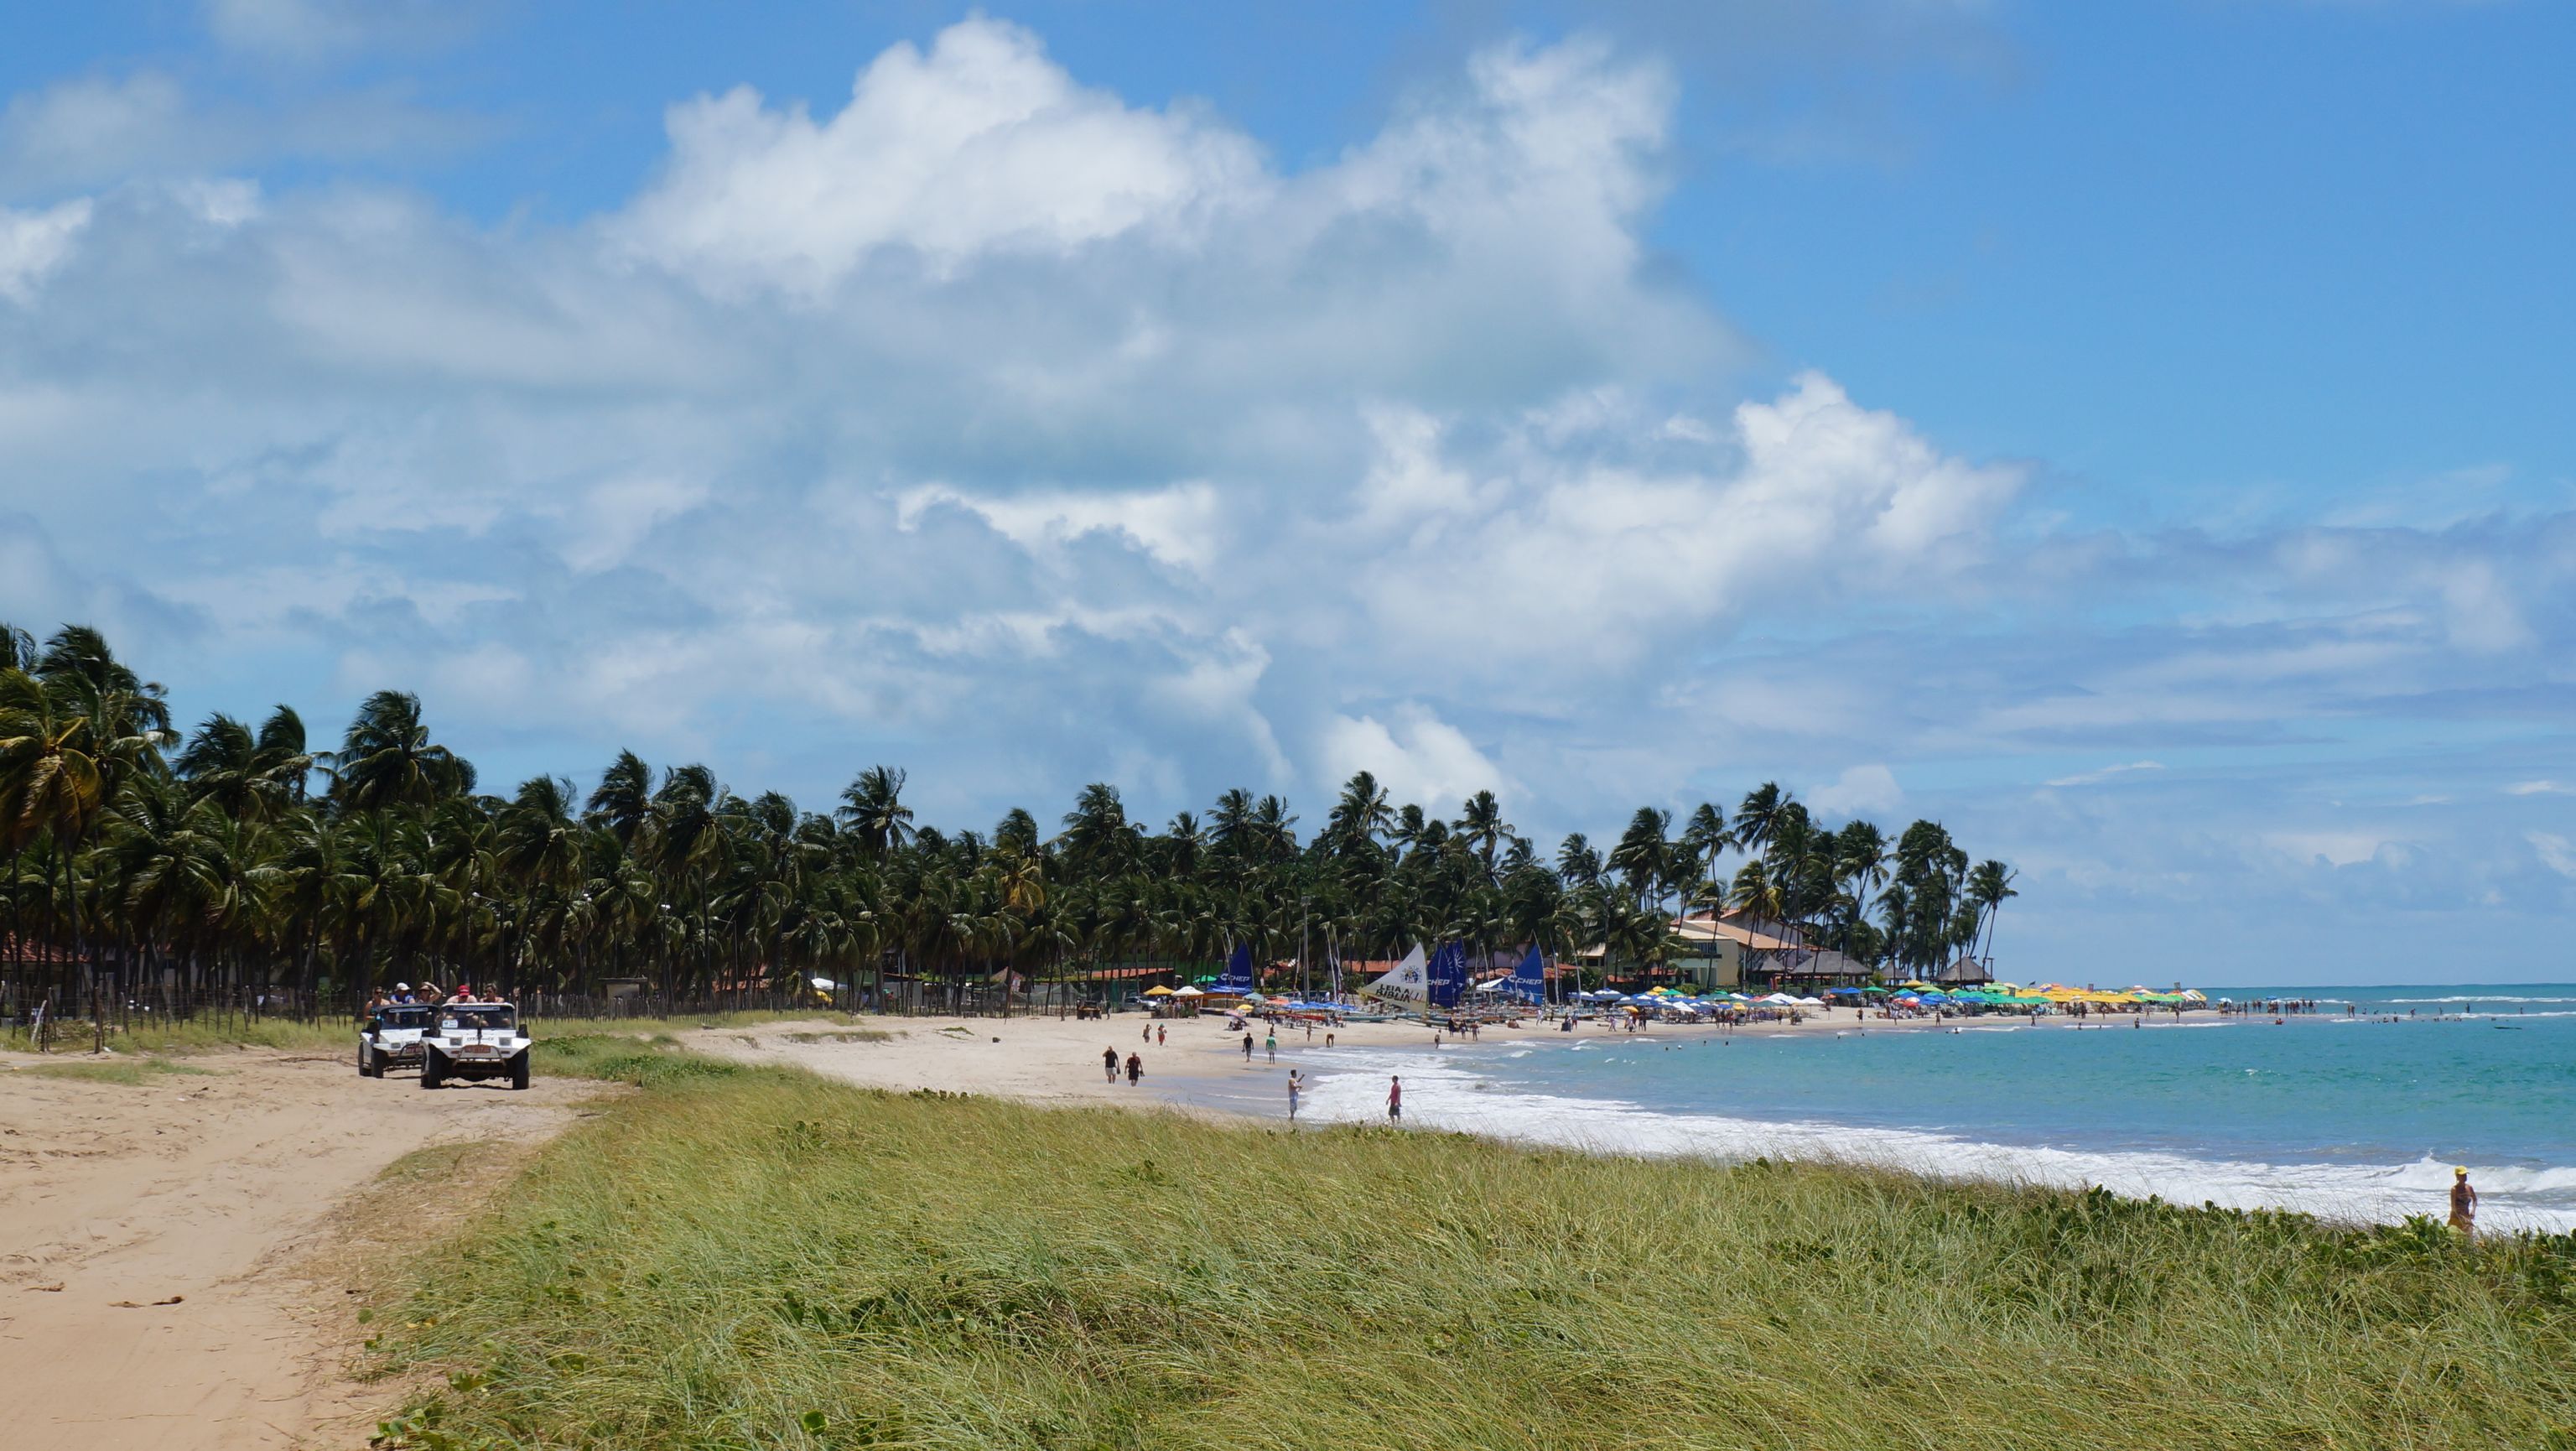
[
  {"xmin": 1455, "ymin": 789, "xmax": 1513, "ymax": 882},
  {"xmin": 1831, "ymin": 819, "xmax": 1888, "ymax": 965},
  {"xmin": 1678, "ymin": 802, "xmax": 1727, "ymax": 909},
  {"xmin": 1059, "ymin": 783, "xmax": 1139, "ymax": 876},
  {"xmin": 1734, "ymin": 783, "xmax": 1788, "ymax": 859},
  {"xmin": 252, "ymin": 706, "xmax": 316, "ymax": 808},
  {"xmin": 329, "ymin": 692, "xmax": 467, "ymax": 813},
  {"xmin": 0, "ymin": 621, "xmax": 34, "ymax": 673},
  {"xmin": 1, "ymin": 668, "xmax": 108, "ymax": 858},
  {"xmin": 587, "ymin": 751, "xmax": 654, "ymax": 845},
  {"xmin": 1545, "ymin": 833, "xmax": 1591, "ymax": 887},
  {"xmin": 175, "ymin": 713, "xmax": 261, "ymax": 817},
  {"xmin": 1966, "ymin": 860, "xmax": 2018, "ymax": 969},
  {"xmin": 1607, "ymin": 807, "xmax": 1673, "ymax": 911},
  {"xmin": 646, "ymin": 764, "xmax": 728, "ymax": 996},
  {"xmin": 838, "ymin": 765, "xmax": 915, "ymax": 857},
  {"xmin": 1328, "ymin": 771, "xmax": 1394, "ymax": 855}
]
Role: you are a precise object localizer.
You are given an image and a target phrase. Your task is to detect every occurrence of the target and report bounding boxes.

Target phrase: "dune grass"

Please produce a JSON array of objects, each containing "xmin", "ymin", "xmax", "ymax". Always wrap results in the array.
[
  {"xmin": 16, "ymin": 1056, "xmax": 216, "ymax": 1085},
  {"xmin": 366, "ymin": 1058, "xmax": 2576, "ymax": 1451}
]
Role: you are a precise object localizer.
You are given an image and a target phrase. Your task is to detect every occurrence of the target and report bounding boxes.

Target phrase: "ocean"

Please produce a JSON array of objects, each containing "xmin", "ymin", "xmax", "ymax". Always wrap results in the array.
[{"xmin": 1269, "ymin": 984, "xmax": 2576, "ymax": 1231}]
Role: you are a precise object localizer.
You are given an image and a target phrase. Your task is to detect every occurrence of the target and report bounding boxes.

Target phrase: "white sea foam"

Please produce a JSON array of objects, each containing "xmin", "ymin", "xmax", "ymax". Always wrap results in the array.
[
  {"xmin": 1296, "ymin": 1050, "xmax": 2576, "ymax": 1232},
  {"xmin": 2378, "ymin": 995, "xmax": 2576, "ymax": 1005}
]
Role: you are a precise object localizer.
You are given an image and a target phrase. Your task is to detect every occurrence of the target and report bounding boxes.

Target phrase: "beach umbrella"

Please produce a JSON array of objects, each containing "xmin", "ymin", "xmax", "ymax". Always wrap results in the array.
[
  {"xmin": 1142, "ymin": 986, "xmax": 1175, "ymax": 996},
  {"xmin": 1171, "ymin": 986, "xmax": 1205, "ymax": 997}
]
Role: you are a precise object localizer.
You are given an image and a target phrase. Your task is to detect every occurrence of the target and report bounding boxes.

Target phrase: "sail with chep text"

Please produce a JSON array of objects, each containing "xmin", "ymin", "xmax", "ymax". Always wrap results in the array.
[{"xmin": 1218, "ymin": 942, "xmax": 1255, "ymax": 993}]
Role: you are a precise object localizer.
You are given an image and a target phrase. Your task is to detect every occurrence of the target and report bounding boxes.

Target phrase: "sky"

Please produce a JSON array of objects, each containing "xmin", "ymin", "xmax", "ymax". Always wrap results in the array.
[{"xmin": 3, "ymin": 0, "xmax": 2573, "ymax": 985}]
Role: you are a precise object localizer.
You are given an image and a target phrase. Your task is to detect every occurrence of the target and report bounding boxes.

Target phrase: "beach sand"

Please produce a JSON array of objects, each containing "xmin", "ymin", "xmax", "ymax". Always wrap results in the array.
[{"xmin": 670, "ymin": 1001, "xmax": 2108, "ymax": 1120}]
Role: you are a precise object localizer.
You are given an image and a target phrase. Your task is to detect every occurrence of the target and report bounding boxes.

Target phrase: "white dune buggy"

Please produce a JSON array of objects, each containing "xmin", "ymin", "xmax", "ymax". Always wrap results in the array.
[
  {"xmin": 357, "ymin": 1003, "xmax": 437, "ymax": 1078},
  {"xmin": 418, "ymin": 1001, "xmax": 533, "ymax": 1091}
]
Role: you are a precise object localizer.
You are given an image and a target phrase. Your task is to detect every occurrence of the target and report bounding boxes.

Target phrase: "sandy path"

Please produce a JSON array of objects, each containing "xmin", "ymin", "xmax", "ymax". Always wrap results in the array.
[{"xmin": 0, "ymin": 1049, "xmax": 589, "ymax": 1451}]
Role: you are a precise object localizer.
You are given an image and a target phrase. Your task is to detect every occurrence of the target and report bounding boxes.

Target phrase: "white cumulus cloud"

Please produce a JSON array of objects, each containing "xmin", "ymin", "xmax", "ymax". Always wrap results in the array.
[
  {"xmin": 616, "ymin": 17, "xmax": 1265, "ymax": 289},
  {"xmin": 1319, "ymin": 704, "xmax": 1514, "ymax": 810}
]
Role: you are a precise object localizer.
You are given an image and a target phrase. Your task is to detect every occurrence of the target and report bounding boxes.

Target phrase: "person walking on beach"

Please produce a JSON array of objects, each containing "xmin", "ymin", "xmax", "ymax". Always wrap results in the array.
[
  {"xmin": 2451, "ymin": 1168, "xmax": 2479, "ymax": 1240},
  {"xmin": 1243, "ymin": 1031, "xmax": 1255, "ymax": 1062},
  {"xmin": 1104, "ymin": 1047, "xmax": 1119, "ymax": 1083},
  {"xmin": 1287, "ymin": 1069, "xmax": 1302, "ymax": 1124},
  {"xmin": 1143, "ymin": 1022, "xmax": 1152, "ymax": 1043},
  {"xmin": 1265, "ymin": 1029, "xmax": 1277, "ymax": 1063},
  {"xmin": 1156, "ymin": 1023, "xmax": 1166, "ymax": 1047},
  {"xmin": 1387, "ymin": 1075, "xmax": 1403, "ymax": 1121},
  {"xmin": 1125, "ymin": 1052, "xmax": 1143, "ymax": 1085}
]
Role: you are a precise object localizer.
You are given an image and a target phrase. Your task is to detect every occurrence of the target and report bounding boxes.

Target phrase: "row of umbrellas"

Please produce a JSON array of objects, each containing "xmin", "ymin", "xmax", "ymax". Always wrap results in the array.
[
  {"xmin": 1574, "ymin": 987, "xmax": 1824, "ymax": 1011},
  {"xmin": 1833, "ymin": 983, "xmax": 2205, "ymax": 1007}
]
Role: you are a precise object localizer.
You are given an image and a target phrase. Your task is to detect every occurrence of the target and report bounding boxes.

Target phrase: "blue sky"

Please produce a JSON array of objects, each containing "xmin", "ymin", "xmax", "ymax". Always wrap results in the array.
[{"xmin": 3, "ymin": 0, "xmax": 2572, "ymax": 983}]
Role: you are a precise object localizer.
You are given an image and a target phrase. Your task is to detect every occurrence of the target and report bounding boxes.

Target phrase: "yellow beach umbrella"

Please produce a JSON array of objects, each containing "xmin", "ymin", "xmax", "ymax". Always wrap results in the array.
[{"xmin": 1143, "ymin": 986, "xmax": 1176, "ymax": 996}]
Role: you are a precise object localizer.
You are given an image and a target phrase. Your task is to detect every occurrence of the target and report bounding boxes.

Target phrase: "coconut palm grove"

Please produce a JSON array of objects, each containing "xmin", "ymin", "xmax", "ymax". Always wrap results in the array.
[{"xmin": 0, "ymin": 621, "xmax": 2017, "ymax": 1010}]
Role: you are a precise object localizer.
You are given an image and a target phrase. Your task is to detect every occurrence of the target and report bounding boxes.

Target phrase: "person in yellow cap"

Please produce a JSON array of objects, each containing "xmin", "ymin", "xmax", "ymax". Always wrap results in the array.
[{"xmin": 2449, "ymin": 1167, "xmax": 2477, "ymax": 1241}]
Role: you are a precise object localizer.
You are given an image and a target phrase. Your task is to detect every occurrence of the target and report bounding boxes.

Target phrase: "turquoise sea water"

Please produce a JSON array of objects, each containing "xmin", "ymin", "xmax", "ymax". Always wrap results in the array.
[{"xmin": 1281, "ymin": 984, "xmax": 2576, "ymax": 1230}]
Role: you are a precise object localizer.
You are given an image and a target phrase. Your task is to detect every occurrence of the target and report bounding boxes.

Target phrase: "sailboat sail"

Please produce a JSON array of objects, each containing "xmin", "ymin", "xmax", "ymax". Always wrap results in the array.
[
  {"xmin": 1426, "ymin": 943, "xmax": 1467, "ymax": 1008},
  {"xmin": 1218, "ymin": 943, "xmax": 1255, "ymax": 992},
  {"xmin": 1363, "ymin": 944, "xmax": 1429, "ymax": 1002}
]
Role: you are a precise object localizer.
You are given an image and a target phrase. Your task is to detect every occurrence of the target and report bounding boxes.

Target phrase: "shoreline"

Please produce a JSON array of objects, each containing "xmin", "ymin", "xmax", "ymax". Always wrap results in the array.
[{"xmin": 672, "ymin": 1008, "xmax": 2576, "ymax": 1234}]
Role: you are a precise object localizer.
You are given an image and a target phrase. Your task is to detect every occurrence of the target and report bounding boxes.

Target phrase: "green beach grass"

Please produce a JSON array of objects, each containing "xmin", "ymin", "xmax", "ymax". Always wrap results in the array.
[{"xmin": 363, "ymin": 1048, "xmax": 2576, "ymax": 1451}]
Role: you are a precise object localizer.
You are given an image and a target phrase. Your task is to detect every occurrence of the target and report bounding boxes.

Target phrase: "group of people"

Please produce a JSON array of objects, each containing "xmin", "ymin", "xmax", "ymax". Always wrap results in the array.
[
  {"xmin": 363, "ymin": 981, "xmax": 496, "ymax": 1012},
  {"xmin": 1098, "ymin": 1018, "xmax": 1405, "ymax": 1130}
]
